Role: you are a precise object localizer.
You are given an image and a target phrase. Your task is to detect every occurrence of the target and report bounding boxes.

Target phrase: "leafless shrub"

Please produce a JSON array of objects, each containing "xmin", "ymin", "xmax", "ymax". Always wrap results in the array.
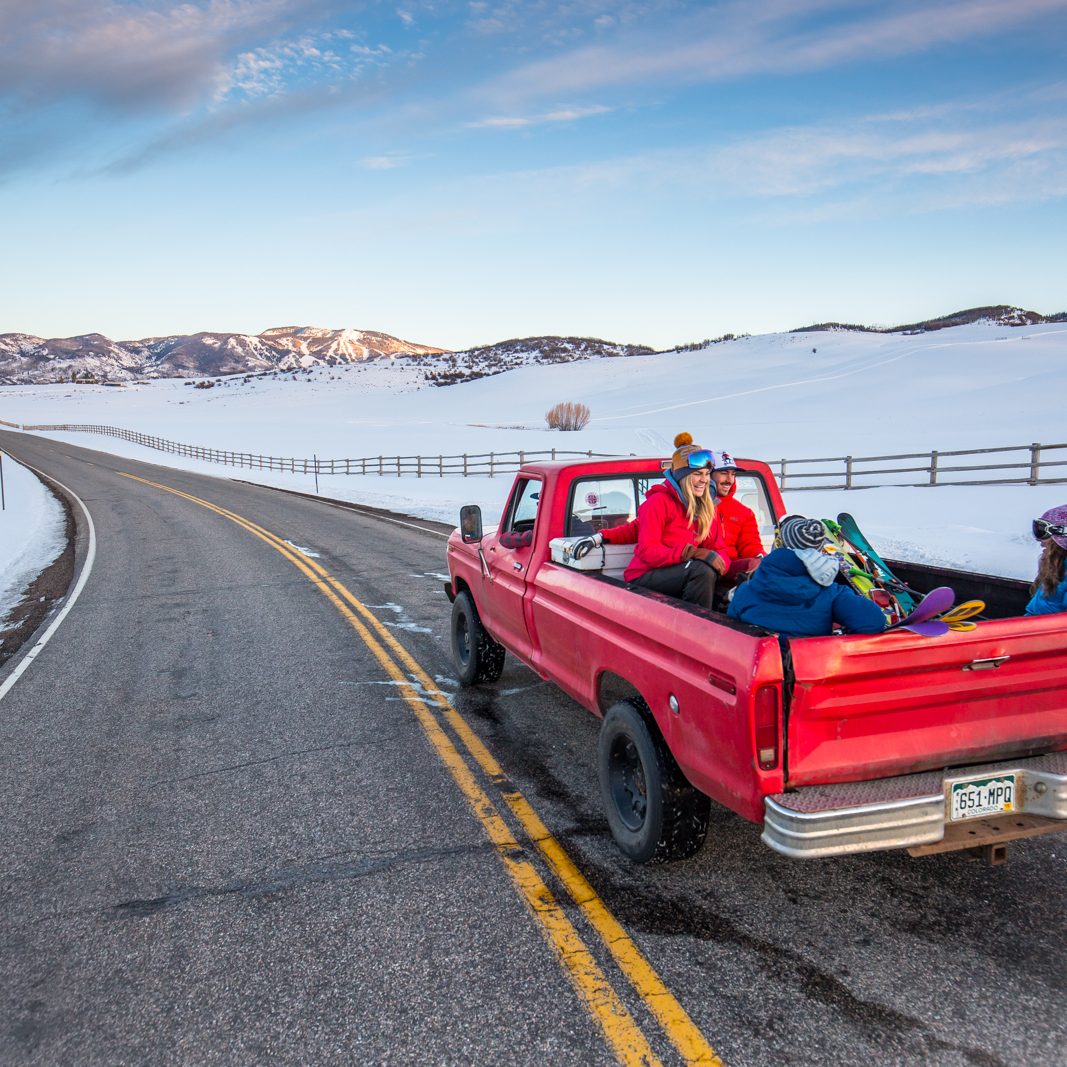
[{"xmin": 545, "ymin": 401, "xmax": 590, "ymax": 431}]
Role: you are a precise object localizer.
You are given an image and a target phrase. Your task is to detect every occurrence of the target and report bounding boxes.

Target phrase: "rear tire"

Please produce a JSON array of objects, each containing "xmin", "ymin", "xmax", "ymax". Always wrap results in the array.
[
  {"xmin": 598, "ymin": 698, "xmax": 709, "ymax": 864},
  {"xmin": 451, "ymin": 591, "xmax": 506, "ymax": 686}
]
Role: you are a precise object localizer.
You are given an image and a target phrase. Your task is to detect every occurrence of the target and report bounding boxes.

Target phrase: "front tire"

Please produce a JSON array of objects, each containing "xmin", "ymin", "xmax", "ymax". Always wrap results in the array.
[
  {"xmin": 598, "ymin": 698, "xmax": 709, "ymax": 864},
  {"xmin": 451, "ymin": 591, "xmax": 506, "ymax": 686}
]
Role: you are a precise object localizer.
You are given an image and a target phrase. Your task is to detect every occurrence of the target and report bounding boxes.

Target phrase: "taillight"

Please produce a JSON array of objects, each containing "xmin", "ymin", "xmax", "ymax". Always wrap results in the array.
[{"xmin": 754, "ymin": 685, "xmax": 780, "ymax": 771}]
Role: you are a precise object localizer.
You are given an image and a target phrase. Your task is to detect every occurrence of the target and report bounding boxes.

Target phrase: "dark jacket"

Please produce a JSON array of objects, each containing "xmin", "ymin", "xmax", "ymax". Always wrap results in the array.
[{"xmin": 727, "ymin": 547, "xmax": 887, "ymax": 637}]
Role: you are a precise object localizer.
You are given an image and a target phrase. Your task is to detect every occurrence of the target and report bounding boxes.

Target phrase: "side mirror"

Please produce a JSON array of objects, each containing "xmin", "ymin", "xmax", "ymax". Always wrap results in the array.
[{"xmin": 460, "ymin": 504, "xmax": 483, "ymax": 544}]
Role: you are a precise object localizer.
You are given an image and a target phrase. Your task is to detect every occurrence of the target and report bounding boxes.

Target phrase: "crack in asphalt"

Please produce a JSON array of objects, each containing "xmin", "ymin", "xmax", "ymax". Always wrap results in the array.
[
  {"xmin": 151, "ymin": 736, "xmax": 406, "ymax": 785},
  {"xmin": 110, "ymin": 842, "xmax": 496, "ymax": 918}
]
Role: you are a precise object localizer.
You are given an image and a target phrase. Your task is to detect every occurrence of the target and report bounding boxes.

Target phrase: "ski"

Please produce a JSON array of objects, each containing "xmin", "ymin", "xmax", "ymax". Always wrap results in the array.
[
  {"xmin": 820, "ymin": 519, "xmax": 879, "ymax": 598},
  {"xmin": 836, "ymin": 513, "xmax": 918, "ymax": 613}
]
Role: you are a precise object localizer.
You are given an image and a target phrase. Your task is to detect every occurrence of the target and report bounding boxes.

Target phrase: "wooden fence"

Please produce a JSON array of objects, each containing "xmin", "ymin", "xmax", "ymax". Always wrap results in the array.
[
  {"xmin": 18, "ymin": 423, "xmax": 618, "ymax": 477},
  {"xmin": 0, "ymin": 418, "xmax": 20, "ymax": 429},
  {"xmin": 10, "ymin": 421, "xmax": 1067, "ymax": 488},
  {"xmin": 777, "ymin": 442, "xmax": 1067, "ymax": 490}
]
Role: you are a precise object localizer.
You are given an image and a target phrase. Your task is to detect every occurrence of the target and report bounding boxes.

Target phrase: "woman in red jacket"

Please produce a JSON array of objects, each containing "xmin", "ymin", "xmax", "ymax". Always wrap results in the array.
[{"xmin": 600, "ymin": 432, "xmax": 728, "ymax": 609}]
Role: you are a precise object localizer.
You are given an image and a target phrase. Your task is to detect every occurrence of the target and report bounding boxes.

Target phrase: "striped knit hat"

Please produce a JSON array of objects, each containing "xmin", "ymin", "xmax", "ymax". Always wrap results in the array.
[{"xmin": 777, "ymin": 515, "xmax": 828, "ymax": 551}]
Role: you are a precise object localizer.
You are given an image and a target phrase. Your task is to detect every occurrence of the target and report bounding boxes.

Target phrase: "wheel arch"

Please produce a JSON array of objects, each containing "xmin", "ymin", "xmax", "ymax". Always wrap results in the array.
[{"xmin": 597, "ymin": 671, "xmax": 651, "ymax": 720}]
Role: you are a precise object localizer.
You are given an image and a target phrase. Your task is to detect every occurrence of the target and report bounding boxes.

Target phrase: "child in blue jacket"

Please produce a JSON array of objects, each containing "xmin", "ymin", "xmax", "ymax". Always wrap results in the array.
[
  {"xmin": 1026, "ymin": 505, "xmax": 1067, "ymax": 615},
  {"xmin": 728, "ymin": 516, "xmax": 887, "ymax": 637}
]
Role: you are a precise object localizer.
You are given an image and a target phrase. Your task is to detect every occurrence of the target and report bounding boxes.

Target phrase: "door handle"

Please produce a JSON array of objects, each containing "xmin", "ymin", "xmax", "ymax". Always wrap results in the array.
[
  {"xmin": 964, "ymin": 656, "xmax": 1009, "ymax": 671},
  {"xmin": 513, "ymin": 561, "xmax": 524, "ymax": 571}
]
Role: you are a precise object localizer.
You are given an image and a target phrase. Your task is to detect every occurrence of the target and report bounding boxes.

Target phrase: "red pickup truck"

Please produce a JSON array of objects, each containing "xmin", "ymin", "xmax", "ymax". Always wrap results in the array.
[{"xmin": 445, "ymin": 457, "xmax": 1067, "ymax": 864}]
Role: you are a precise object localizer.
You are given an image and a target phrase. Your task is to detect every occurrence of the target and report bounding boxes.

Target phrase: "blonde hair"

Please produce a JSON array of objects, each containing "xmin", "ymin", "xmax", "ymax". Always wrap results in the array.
[{"xmin": 680, "ymin": 474, "xmax": 715, "ymax": 542}]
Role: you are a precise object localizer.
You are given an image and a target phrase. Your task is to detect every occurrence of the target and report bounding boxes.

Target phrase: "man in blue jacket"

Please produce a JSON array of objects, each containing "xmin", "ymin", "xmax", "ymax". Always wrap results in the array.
[{"xmin": 728, "ymin": 516, "xmax": 887, "ymax": 637}]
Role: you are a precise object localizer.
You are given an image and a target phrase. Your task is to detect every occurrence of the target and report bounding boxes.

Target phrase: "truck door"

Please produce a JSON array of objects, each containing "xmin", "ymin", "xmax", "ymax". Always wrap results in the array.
[{"xmin": 481, "ymin": 475, "xmax": 542, "ymax": 660}]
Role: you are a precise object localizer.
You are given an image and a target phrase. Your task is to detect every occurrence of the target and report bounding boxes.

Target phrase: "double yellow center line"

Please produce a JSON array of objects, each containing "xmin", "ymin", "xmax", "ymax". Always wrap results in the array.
[{"xmin": 121, "ymin": 472, "xmax": 722, "ymax": 1067}]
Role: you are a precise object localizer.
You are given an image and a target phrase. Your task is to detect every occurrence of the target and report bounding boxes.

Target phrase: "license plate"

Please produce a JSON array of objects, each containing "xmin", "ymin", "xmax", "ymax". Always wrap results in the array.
[{"xmin": 949, "ymin": 775, "xmax": 1017, "ymax": 821}]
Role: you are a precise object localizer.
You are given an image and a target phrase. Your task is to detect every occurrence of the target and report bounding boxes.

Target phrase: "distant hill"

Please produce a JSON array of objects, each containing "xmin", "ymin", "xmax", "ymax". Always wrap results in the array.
[
  {"xmin": 0, "ymin": 327, "xmax": 445, "ymax": 385},
  {"xmin": 793, "ymin": 305, "xmax": 1066, "ymax": 334},
  {"xmin": 2, "ymin": 307, "xmax": 1064, "ymax": 386},
  {"xmin": 419, "ymin": 336, "xmax": 655, "ymax": 387}
]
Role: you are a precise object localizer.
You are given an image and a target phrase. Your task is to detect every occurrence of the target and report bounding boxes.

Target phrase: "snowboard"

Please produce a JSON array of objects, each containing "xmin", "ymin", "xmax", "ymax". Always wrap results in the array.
[
  {"xmin": 836, "ymin": 513, "xmax": 918, "ymax": 613},
  {"xmin": 898, "ymin": 618, "xmax": 952, "ymax": 637},
  {"xmin": 890, "ymin": 585, "xmax": 955, "ymax": 628}
]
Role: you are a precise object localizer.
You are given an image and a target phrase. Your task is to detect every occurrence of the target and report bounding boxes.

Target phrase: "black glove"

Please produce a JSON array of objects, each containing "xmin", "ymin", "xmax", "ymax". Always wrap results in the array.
[{"xmin": 570, "ymin": 533, "xmax": 603, "ymax": 560}]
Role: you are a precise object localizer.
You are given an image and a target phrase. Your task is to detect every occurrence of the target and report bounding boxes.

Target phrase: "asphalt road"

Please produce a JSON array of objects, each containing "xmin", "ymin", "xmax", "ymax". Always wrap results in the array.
[{"xmin": 1, "ymin": 431, "xmax": 1064, "ymax": 1067}]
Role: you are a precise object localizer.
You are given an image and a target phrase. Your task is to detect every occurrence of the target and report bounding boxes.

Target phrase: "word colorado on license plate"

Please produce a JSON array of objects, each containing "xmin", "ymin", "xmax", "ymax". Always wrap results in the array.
[{"xmin": 950, "ymin": 775, "xmax": 1017, "ymax": 821}]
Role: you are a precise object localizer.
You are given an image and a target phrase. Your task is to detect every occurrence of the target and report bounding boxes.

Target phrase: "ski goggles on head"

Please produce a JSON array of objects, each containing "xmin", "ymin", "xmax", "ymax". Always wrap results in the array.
[
  {"xmin": 1032, "ymin": 518, "xmax": 1067, "ymax": 541},
  {"xmin": 682, "ymin": 449, "xmax": 713, "ymax": 471}
]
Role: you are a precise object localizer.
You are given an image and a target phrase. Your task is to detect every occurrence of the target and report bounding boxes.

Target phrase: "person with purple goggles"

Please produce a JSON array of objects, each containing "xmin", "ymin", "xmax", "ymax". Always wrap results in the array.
[{"xmin": 1025, "ymin": 505, "xmax": 1067, "ymax": 616}]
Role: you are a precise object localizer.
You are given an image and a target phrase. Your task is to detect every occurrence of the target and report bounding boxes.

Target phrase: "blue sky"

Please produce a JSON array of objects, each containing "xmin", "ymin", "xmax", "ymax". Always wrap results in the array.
[{"xmin": 2, "ymin": 0, "xmax": 1066, "ymax": 350}]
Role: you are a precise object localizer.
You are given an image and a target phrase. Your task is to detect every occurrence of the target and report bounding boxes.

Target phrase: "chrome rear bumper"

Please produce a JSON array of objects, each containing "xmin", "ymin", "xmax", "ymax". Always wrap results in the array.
[{"xmin": 763, "ymin": 752, "xmax": 1067, "ymax": 858}]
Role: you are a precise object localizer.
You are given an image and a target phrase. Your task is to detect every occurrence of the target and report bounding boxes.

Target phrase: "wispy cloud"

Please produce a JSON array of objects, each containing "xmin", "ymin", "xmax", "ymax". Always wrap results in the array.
[
  {"xmin": 481, "ymin": 0, "xmax": 1067, "ymax": 104},
  {"xmin": 0, "ymin": 0, "xmax": 314, "ymax": 113},
  {"xmin": 439, "ymin": 84, "xmax": 1067, "ymax": 222},
  {"xmin": 360, "ymin": 152, "xmax": 426, "ymax": 170},
  {"xmin": 466, "ymin": 104, "xmax": 612, "ymax": 129}
]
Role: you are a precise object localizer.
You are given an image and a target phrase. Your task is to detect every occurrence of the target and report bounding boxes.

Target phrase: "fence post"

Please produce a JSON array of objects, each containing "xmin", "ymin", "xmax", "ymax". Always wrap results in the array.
[
  {"xmin": 314, "ymin": 454, "xmax": 320, "ymax": 494},
  {"xmin": 397, "ymin": 456, "xmax": 401, "ymax": 478},
  {"xmin": 929, "ymin": 450, "xmax": 938, "ymax": 485},
  {"xmin": 378, "ymin": 455, "xmax": 383, "ymax": 476},
  {"xmin": 551, "ymin": 448, "xmax": 556, "ymax": 461},
  {"xmin": 519, "ymin": 450, "xmax": 525, "ymax": 467},
  {"xmin": 439, "ymin": 454, "xmax": 443, "ymax": 478},
  {"xmin": 845, "ymin": 456, "xmax": 853, "ymax": 490},
  {"xmin": 780, "ymin": 459, "xmax": 787, "ymax": 489},
  {"xmin": 1030, "ymin": 442, "xmax": 1042, "ymax": 485},
  {"xmin": 463, "ymin": 454, "xmax": 469, "ymax": 477},
  {"xmin": 417, "ymin": 455, "xmax": 422, "ymax": 479},
  {"xmin": 489, "ymin": 452, "xmax": 495, "ymax": 478}
]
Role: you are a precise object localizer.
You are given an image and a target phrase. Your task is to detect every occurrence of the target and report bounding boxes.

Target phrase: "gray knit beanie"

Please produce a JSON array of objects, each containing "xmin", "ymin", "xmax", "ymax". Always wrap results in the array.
[{"xmin": 778, "ymin": 516, "xmax": 828, "ymax": 551}]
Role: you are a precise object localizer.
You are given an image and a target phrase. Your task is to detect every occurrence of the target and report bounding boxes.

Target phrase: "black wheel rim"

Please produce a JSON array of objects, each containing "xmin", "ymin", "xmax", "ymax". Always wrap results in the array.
[
  {"xmin": 608, "ymin": 736, "xmax": 647, "ymax": 832},
  {"xmin": 456, "ymin": 610, "xmax": 472, "ymax": 667}
]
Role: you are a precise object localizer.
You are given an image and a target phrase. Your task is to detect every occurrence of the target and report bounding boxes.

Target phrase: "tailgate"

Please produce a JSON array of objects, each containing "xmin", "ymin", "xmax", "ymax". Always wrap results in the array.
[{"xmin": 785, "ymin": 613, "xmax": 1067, "ymax": 786}]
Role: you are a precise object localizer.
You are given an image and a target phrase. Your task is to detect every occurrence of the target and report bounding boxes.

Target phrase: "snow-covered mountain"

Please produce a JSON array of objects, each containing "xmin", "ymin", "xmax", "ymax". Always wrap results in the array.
[
  {"xmin": 1, "ymin": 307, "xmax": 1063, "ymax": 386},
  {"xmin": 0, "ymin": 327, "xmax": 446, "ymax": 384}
]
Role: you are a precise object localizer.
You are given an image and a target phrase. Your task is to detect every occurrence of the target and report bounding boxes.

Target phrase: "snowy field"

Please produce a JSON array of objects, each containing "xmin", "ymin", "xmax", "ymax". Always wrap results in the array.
[
  {"xmin": 1, "ymin": 321, "xmax": 1065, "ymax": 611},
  {"xmin": 0, "ymin": 452, "xmax": 65, "ymax": 626}
]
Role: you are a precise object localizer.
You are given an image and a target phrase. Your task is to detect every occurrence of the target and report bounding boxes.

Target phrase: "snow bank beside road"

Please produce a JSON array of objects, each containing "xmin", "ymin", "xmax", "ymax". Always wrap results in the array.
[{"xmin": 0, "ymin": 454, "xmax": 66, "ymax": 628}]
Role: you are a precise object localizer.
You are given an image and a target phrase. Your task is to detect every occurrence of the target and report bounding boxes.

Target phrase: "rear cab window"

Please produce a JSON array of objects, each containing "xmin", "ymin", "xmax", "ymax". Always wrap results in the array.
[
  {"xmin": 731, "ymin": 471, "xmax": 777, "ymax": 552},
  {"xmin": 566, "ymin": 472, "xmax": 659, "ymax": 536},
  {"xmin": 566, "ymin": 467, "xmax": 777, "ymax": 549}
]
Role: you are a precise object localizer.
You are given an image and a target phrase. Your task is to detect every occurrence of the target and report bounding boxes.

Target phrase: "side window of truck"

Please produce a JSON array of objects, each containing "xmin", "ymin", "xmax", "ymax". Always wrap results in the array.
[{"xmin": 504, "ymin": 477, "xmax": 542, "ymax": 534}]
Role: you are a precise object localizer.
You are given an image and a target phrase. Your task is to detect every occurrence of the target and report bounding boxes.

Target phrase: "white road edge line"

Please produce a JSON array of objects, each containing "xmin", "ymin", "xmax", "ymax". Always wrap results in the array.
[{"xmin": 0, "ymin": 460, "xmax": 97, "ymax": 704}]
